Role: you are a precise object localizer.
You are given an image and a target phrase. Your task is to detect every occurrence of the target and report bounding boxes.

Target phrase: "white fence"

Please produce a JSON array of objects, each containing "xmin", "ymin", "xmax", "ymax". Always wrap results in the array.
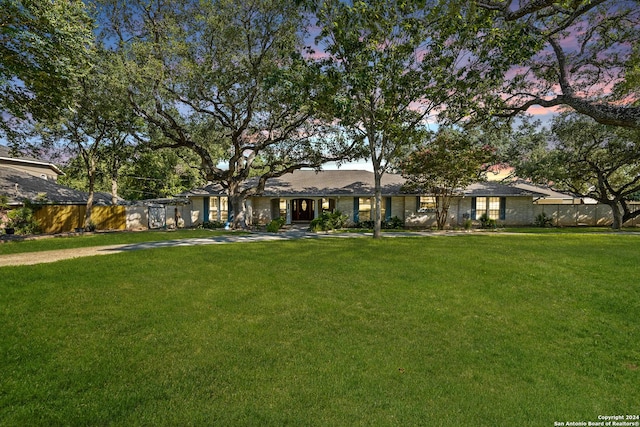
[{"xmin": 533, "ymin": 204, "xmax": 640, "ymax": 227}]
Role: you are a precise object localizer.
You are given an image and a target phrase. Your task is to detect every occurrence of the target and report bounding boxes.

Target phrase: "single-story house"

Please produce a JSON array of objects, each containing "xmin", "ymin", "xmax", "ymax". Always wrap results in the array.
[{"xmin": 179, "ymin": 169, "xmax": 551, "ymax": 228}]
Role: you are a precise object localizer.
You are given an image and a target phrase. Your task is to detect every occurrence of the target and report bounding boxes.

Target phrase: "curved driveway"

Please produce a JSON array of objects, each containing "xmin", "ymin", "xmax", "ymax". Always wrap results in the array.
[{"xmin": 0, "ymin": 229, "xmax": 382, "ymax": 267}]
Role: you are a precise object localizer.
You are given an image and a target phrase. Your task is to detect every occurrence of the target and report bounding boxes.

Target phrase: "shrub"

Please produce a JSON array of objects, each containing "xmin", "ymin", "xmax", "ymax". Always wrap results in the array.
[
  {"xmin": 534, "ymin": 212, "xmax": 554, "ymax": 228},
  {"xmin": 310, "ymin": 211, "xmax": 348, "ymax": 232},
  {"xmin": 383, "ymin": 216, "xmax": 404, "ymax": 230},
  {"xmin": 201, "ymin": 221, "xmax": 226, "ymax": 229},
  {"xmin": 350, "ymin": 216, "xmax": 405, "ymax": 230},
  {"xmin": 463, "ymin": 218, "xmax": 473, "ymax": 231},
  {"xmin": 7, "ymin": 201, "xmax": 40, "ymax": 235},
  {"xmin": 266, "ymin": 217, "xmax": 286, "ymax": 232},
  {"xmin": 479, "ymin": 213, "xmax": 496, "ymax": 229}
]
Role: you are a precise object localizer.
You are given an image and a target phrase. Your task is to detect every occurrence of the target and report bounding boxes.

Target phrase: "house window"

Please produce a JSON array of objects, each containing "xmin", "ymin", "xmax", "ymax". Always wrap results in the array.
[
  {"xmin": 418, "ymin": 196, "xmax": 437, "ymax": 213},
  {"xmin": 472, "ymin": 197, "xmax": 506, "ymax": 220},
  {"xmin": 209, "ymin": 196, "xmax": 229, "ymax": 221},
  {"xmin": 488, "ymin": 197, "xmax": 501, "ymax": 220},
  {"xmin": 321, "ymin": 198, "xmax": 336, "ymax": 213},
  {"xmin": 358, "ymin": 197, "xmax": 372, "ymax": 221}
]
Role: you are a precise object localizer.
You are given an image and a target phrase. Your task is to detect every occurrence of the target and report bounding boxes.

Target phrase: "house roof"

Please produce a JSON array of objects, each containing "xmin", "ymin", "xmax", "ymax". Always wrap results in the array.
[
  {"xmin": 181, "ymin": 169, "xmax": 549, "ymax": 198},
  {"xmin": 0, "ymin": 145, "xmax": 64, "ymax": 176},
  {"xmin": 511, "ymin": 180, "xmax": 577, "ymax": 201},
  {"xmin": 0, "ymin": 167, "xmax": 114, "ymax": 205},
  {"xmin": 463, "ymin": 181, "xmax": 549, "ymax": 197}
]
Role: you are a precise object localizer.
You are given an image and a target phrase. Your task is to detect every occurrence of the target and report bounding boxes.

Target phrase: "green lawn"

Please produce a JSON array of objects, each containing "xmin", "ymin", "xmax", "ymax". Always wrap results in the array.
[{"xmin": 1, "ymin": 234, "xmax": 639, "ymax": 426}]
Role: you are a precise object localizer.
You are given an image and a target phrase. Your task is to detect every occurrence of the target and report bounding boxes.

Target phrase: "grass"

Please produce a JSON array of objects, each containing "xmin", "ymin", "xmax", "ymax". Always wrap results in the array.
[
  {"xmin": 1, "ymin": 234, "xmax": 639, "ymax": 425},
  {"xmin": 0, "ymin": 229, "xmax": 244, "ymax": 255}
]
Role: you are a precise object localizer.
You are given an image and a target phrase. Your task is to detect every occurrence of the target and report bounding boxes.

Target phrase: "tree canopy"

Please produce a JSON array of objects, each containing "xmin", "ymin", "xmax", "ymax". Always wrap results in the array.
[
  {"xmin": 101, "ymin": 0, "xmax": 356, "ymax": 227},
  {"xmin": 470, "ymin": 0, "xmax": 640, "ymax": 128},
  {"xmin": 401, "ymin": 128, "xmax": 496, "ymax": 230},
  {"xmin": 0, "ymin": 0, "xmax": 94, "ymax": 137},
  {"xmin": 314, "ymin": 0, "xmax": 502, "ymax": 237},
  {"xmin": 510, "ymin": 113, "xmax": 640, "ymax": 229}
]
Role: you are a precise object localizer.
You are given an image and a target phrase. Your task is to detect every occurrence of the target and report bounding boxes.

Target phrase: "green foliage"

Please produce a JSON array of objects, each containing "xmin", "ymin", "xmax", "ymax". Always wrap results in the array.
[
  {"xmin": 310, "ymin": 211, "xmax": 348, "ymax": 232},
  {"xmin": 467, "ymin": 0, "xmax": 640, "ymax": 128},
  {"xmin": 479, "ymin": 213, "xmax": 496, "ymax": 229},
  {"xmin": 266, "ymin": 217, "xmax": 286, "ymax": 233},
  {"xmin": 351, "ymin": 216, "xmax": 404, "ymax": 230},
  {"xmin": 0, "ymin": 0, "xmax": 94, "ymax": 137},
  {"xmin": 511, "ymin": 113, "xmax": 640, "ymax": 228},
  {"xmin": 384, "ymin": 215, "xmax": 404, "ymax": 230},
  {"xmin": 402, "ymin": 128, "xmax": 496, "ymax": 230},
  {"xmin": 102, "ymin": 0, "xmax": 353, "ymax": 228},
  {"xmin": 6, "ymin": 200, "xmax": 40, "ymax": 235},
  {"xmin": 534, "ymin": 212, "xmax": 554, "ymax": 228},
  {"xmin": 463, "ymin": 218, "xmax": 473, "ymax": 230},
  {"xmin": 201, "ymin": 221, "xmax": 226, "ymax": 230},
  {"xmin": 315, "ymin": 0, "xmax": 467, "ymax": 237}
]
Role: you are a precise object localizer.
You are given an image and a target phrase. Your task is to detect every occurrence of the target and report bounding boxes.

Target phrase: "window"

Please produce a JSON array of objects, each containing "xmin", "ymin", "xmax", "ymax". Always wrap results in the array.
[
  {"xmin": 418, "ymin": 196, "xmax": 437, "ymax": 213},
  {"xmin": 358, "ymin": 197, "xmax": 372, "ymax": 221},
  {"xmin": 321, "ymin": 198, "xmax": 336, "ymax": 213},
  {"xmin": 209, "ymin": 196, "xmax": 229, "ymax": 221},
  {"xmin": 488, "ymin": 197, "xmax": 501, "ymax": 220},
  {"xmin": 473, "ymin": 197, "xmax": 506, "ymax": 220}
]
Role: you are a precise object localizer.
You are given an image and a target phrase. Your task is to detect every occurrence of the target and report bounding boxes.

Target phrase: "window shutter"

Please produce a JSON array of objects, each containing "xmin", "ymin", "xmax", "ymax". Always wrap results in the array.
[
  {"xmin": 353, "ymin": 198, "xmax": 359, "ymax": 223},
  {"xmin": 416, "ymin": 196, "xmax": 420, "ymax": 212},
  {"xmin": 500, "ymin": 197, "xmax": 506, "ymax": 220},
  {"xmin": 203, "ymin": 197, "xmax": 210, "ymax": 223},
  {"xmin": 471, "ymin": 197, "xmax": 477, "ymax": 220},
  {"xmin": 385, "ymin": 197, "xmax": 392, "ymax": 220}
]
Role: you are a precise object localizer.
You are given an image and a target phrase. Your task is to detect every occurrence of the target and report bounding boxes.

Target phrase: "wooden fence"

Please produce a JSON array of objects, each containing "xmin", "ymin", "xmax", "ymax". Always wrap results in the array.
[
  {"xmin": 35, "ymin": 205, "xmax": 127, "ymax": 234},
  {"xmin": 32, "ymin": 204, "xmax": 190, "ymax": 234}
]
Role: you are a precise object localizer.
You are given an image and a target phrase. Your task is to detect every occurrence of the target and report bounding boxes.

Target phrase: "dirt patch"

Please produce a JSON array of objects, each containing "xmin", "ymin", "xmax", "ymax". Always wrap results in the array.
[{"xmin": 0, "ymin": 245, "xmax": 126, "ymax": 267}]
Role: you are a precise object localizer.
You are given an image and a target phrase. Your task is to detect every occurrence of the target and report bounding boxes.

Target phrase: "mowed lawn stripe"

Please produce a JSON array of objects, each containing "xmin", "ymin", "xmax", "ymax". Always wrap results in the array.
[{"xmin": 1, "ymin": 235, "xmax": 638, "ymax": 426}]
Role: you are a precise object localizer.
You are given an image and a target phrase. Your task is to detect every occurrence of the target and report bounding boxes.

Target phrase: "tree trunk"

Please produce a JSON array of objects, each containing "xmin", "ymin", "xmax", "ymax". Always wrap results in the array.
[
  {"xmin": 85, "ymin": 168, "xmax": 95, "ymax": 230},
  {"xmin": 229, "ymin": 191, "xmax": 246, "ymax": 230},
  {"xmin": 610, "ymin": 202, "xmax": 623, "ymax": 230},
  {"xmin": 436, "ymin": 195, "xmax": 453, "ymax": 230},
  {"xmin": 111, "ymin": 176, "xmax": 118, "ymax": 205},
  {"xmin": 373, "ymin": 171, "xmax": 382, "ymax": 239}
]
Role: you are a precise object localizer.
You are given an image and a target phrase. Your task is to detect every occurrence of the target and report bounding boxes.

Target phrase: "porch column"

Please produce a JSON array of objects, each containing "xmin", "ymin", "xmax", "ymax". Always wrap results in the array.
[{"xmin": 286, "ymin": 200, "xmax": 292, "ymax": 225}]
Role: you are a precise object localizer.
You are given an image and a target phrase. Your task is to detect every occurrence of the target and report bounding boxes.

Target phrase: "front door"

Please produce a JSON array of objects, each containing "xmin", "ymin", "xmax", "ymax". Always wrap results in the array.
[{"xmin": 291, "ymin": 198, "xmax": 314, "ymax": 221}]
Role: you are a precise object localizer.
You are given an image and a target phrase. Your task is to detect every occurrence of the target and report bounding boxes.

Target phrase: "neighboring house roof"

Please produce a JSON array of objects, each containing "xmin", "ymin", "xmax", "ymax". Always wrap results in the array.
[
  {"xmin": 180, "ymin": 169, "xmax": 549, "ymax": 199},
  {"xmin": 0, "ymin": 145, "xmax": 64, "ymax": 178},
  {"xmin": 0, "ymin": 167, "xmax": 113, "ymax": 206},
  {"xmin": 511, "ymin": 180, "xmax": 579, "ymax": 203}
]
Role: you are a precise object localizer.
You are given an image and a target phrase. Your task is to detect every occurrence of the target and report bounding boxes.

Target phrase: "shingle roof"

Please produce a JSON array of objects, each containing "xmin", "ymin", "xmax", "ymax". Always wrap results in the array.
[
  {"xmin": 181, "ymin": 169, "xmax": 549, "ymax": 198},
  {"xmin": 262, "ymin": 170, "xmax": 406, "ymax": 196},
  {"xmin": 463, "ymin": 181, "xmax": 549, "ymax": 197},
  {"xmin": 0, "ymin": 167, "xmax": 113, "ymax": 205}
]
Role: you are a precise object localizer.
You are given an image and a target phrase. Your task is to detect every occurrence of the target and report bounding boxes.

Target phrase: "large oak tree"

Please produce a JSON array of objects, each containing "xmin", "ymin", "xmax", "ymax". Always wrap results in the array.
[
  {"xmin": 102, "ymin": 0, "xmax": 356, "ymax": 228},
  {"xmin": 511, "ymin": 113, "xmax": 640, "ymax": 229}
]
